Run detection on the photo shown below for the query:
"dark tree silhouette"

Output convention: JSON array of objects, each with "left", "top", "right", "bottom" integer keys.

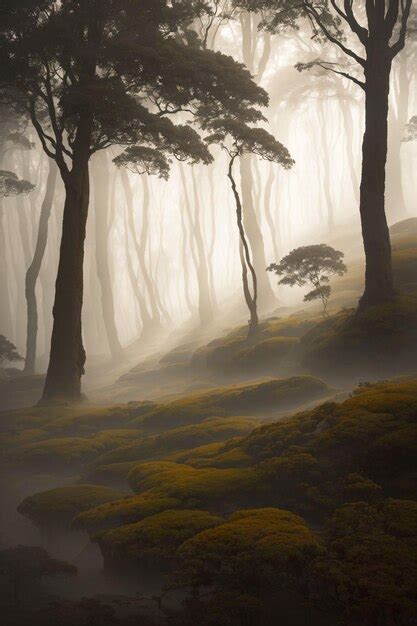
[
  {"left": 235, "top": 0, "right": 413, "bottom": 310},
  {"left": 0, "top": 0, "right": 269, "bottom": 401},
  {"left": 206, "top": 117, "right": 293, "bottom": 336},
  {"left": 268, "top": 244, "right": 347, "bottom": 315}
]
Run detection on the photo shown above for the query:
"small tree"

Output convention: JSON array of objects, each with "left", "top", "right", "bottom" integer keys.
[
  {"left": 206, "top": 117, "right": 293, "bottom": 337},
  {"left": 267, "top": 244, "right": 347, "bottom": 316},
  {"left": 0, "top": 334, "right": 23, "bottom": 367}
]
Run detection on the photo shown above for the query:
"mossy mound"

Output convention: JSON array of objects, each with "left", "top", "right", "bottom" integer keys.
[
  {"left": 191, "top": 315, "right": 317, "bottom": 375},
  {"left": 299, "top": 295, "right": 417, "bottom": 379},
  {"left": 11, "top": 437, "right": 110, "bottom": 471},
  {"left": 98, "top": 509, "right": 222, "bottom": 571},
  {"left": 177, "top": 507, "right": 322, "bottom": 590},
  {"left": 73, "top": 492, "right": 183, "bottom": 533},
  {"left": 313, "top": 499, "right": 417, "bottom": 624},
  {"left": 127, "top": 461, "right": 259, "bottom": 512},
  {"left": 89, "top": 417, "right": 259, "bottom": 468},
  {"left": 133, "top": 376, "right": 331, "bottom": 431},
  {"left": 17, "top": 484, "right": 124, "bottom": 528}
]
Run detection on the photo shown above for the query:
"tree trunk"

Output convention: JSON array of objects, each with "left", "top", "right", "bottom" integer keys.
[
  {"left": 340, "top": 98, "right": 360, "bottom": 204},
  {"left": 359, "top": 56, "right": 394, "bottom": 309},
  {"left": 240, "top": 155, "right": 276, "bottom": 309},
  {"left": 229, "top": 157, "right": 258, "bottom": 337},
  {"left": 92, "top": 151, "right": 124, "bottom": 362},
  {"left": 24, "top": 159, "right": 57, "bottom": 374},
  {"left": 264, "top": 163, "right": 279, "bottom": 261},
  {"left": 0, "top": 198, "right": 13, "bottom": 339},
  {"left": 41, "top": 121, "right": 92, "bottom": 402},
  {"left": 120, "top": 168, "right": 153, "bottom": 334}
]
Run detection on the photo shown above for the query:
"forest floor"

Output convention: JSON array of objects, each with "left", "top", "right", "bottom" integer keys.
[{"left": 1, "top": 218, "right": 417, "bottom": 625}]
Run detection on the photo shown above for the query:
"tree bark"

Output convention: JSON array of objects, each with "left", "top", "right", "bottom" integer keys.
[
  {"left": 41, "top": 117, "right": 92, "bottom": 402},
  {"left": 0, "top": 198, "right": 13, "bottom": 339},
  {"left": 92, "top": 151, "right": 124, "bottom": 361},
  {"left": 359, "top": 55, "right": 394, "bottom": 309},
  {"left": 24, "top": 159, "right": 57, "bottom": 374},
  {"left": 228, "top": 156, "right": 258, "bottom": 337}
]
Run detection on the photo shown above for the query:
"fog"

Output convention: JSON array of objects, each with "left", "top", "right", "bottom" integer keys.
[{"left": 1, "top": 2, "right": 417, "bottom": 625}]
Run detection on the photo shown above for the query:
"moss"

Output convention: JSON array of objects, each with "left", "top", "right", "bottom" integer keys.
[
  {"left": 98, "top": 509, "right": 222, "bottom": 568},
  {"left": 234, "top": 336, "right": 299, "bottom": 371},
  {"left": 313, "top": 499, "right": 417, "bottom": 624},
  {"left": 89, "top": 417, "right": 259, "bottom": 467},
  {"left": 11, "top": 437, "right": 110, "bottom": 470},
  {"left": 134, "top": 376, "right": 330, "bottom": 431},
  {"left": 300, "top": 295, "right": 417, "bottom": 378},
  {"left": 177, "top": 507, "right": 322, "bottom": 591},
  {"left": 73, "top": 493, "right": 183, "bottom": 533},
  {"left": 127, "top": 461, "right": 259, "bottom": 512},
  {"left": 18, "top": 484, "right": 124, "bottom": 528}
]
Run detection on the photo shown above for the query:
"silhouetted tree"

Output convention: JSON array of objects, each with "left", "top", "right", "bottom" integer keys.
[
  {"left": 206, "top": 117, "right": 293, "bottom": 336},
  {"left": 235, "top": 0, "right": 413, "bottom": 310},
  {"left": 268, "top": 244, "right": 347, "bottom": 315},
  {"left": 0, "top": 0, "right": 269, "bottom": 401}
]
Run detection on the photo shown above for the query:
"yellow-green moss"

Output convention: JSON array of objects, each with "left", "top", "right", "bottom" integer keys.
[
  {"left": 18, "top": 484, "right": 124, "bottom": 527},
  {"left": 98, "top": 509, "right": 223, "bottom": 565},
  {"left": 73, "top": 492, "right": 182, "bottom": 533}
]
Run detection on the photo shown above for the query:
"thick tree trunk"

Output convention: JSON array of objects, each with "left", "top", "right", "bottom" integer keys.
[
  {"left": 24, "top": 159, "right": 57, "bottom": 374},
  {"left": 92, "top": 152, "right": 124, "bottom": 361},
  {"left": 359, "top": 56, "right": 394, "bottom": 309},
  {"left": 42, "top": 124, "right": 91, "bottom": 401}
]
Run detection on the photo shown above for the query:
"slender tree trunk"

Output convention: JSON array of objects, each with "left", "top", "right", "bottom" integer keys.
[
  {"left": 179, "top": 188, "right": 194, "bottom": 315},
  {"left": 264, "top": 163, "right": 279, "bottom": 261},
  {"left": 240, "top": 155, "right": 275, "bottom": 308},
  {"left": 119, "top": 168, "right": 153, "bottom": 333},
  {"left": 24, "top": 159, "right": 57, "bottom": 374},
  {"left": 0, "top": 198, "right": 13, "bottom": 338},
  {"left": 359, "top": 54, "right": 394, "bottom": 309},
  {"left": 318, "top": 103, "right": 334, "bottom": 232},
  {"left": 42, "top": 117, "right": 92, "bottom": 402},
  {"left": 207, "top": 167, "right": 218, "bottom": 313},
  {"left": 92, "top": 151, "right": 123, "bottom": 361},
  {"left": 340, "top": 98, "right": 360, "bottom": 204},
  {"left": 228, "top": 156, "right": 258, "bottom": 337}
]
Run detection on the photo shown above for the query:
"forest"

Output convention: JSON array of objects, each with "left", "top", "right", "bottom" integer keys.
[{"left": 0, "top": 1, "right": 416, "bottom": 625}]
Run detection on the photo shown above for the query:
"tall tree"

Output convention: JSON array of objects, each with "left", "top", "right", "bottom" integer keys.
[
  {"left": 24, "top": 158, "right": 57, "bottom": 374},
  {"left": 1, "top": 0, "right": 269, "bottom": 401},
  {"left": 236, "top": 0, "right": 413, "bottom": 309},
  {"left": 206, "top": 118, "right": 293, "bottom": 336}
]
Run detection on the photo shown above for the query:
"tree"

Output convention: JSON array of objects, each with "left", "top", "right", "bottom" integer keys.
[
  {"left": 267, "top": 244, "right": 347, "bottom": 316},
  {"left": 206, "top": 117, "right": 293, "bottom": 336},
  {"left": 0, "top": 334, "right": 23, "bottom": 366},
  {"left": 234, "top": 0, "right": 413, "bottom": 310},
  {"left": 404, "top": 115, "right": 417, "bottom": 141},
  {"left": 24, "top": 159, "right": 58, "bottom": 375},
  {"left": 0, "top": 0, "right": 270, "bottom": 401}
]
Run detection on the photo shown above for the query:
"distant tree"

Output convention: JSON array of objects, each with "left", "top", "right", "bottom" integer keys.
[
  {"left": 404, "top": 115, "right": 417, "bottom": 141},
  {"left": 206, "top": 117, "right": 293, "bottom": 337},
  {"left": 0, "top": 545, "right": 76, "bottom": 606},
  {"left": 0, "top": 335, "right": 23, "bottom": 366},
  {"left": 267, "top": 244, "right": 347, "bottom": 316},
  {"left": 234, "top": 0, "right": 413, "bottom": 311},
  {"left": 0, "top": 0, "right": 270, "bottom": 402}
]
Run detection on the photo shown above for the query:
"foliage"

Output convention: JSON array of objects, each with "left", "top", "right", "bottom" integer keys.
[
  {"left": 404, "top": 115, "right": 417, "bottom": 141},
  {"left": 0, "top": 335, "right": 23, "bottom": 365},
  {"left": 18, "top": 485, "right": 124, "bottom": 528},
  {"left": 98, "top": 509, "right": 222, "bottom": 569},
  {"left": 268, "top": 244, "right": 347, "bottom": 315},
  {"left": 0, "top": 169, "right": 34, "bottom": 197}
]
